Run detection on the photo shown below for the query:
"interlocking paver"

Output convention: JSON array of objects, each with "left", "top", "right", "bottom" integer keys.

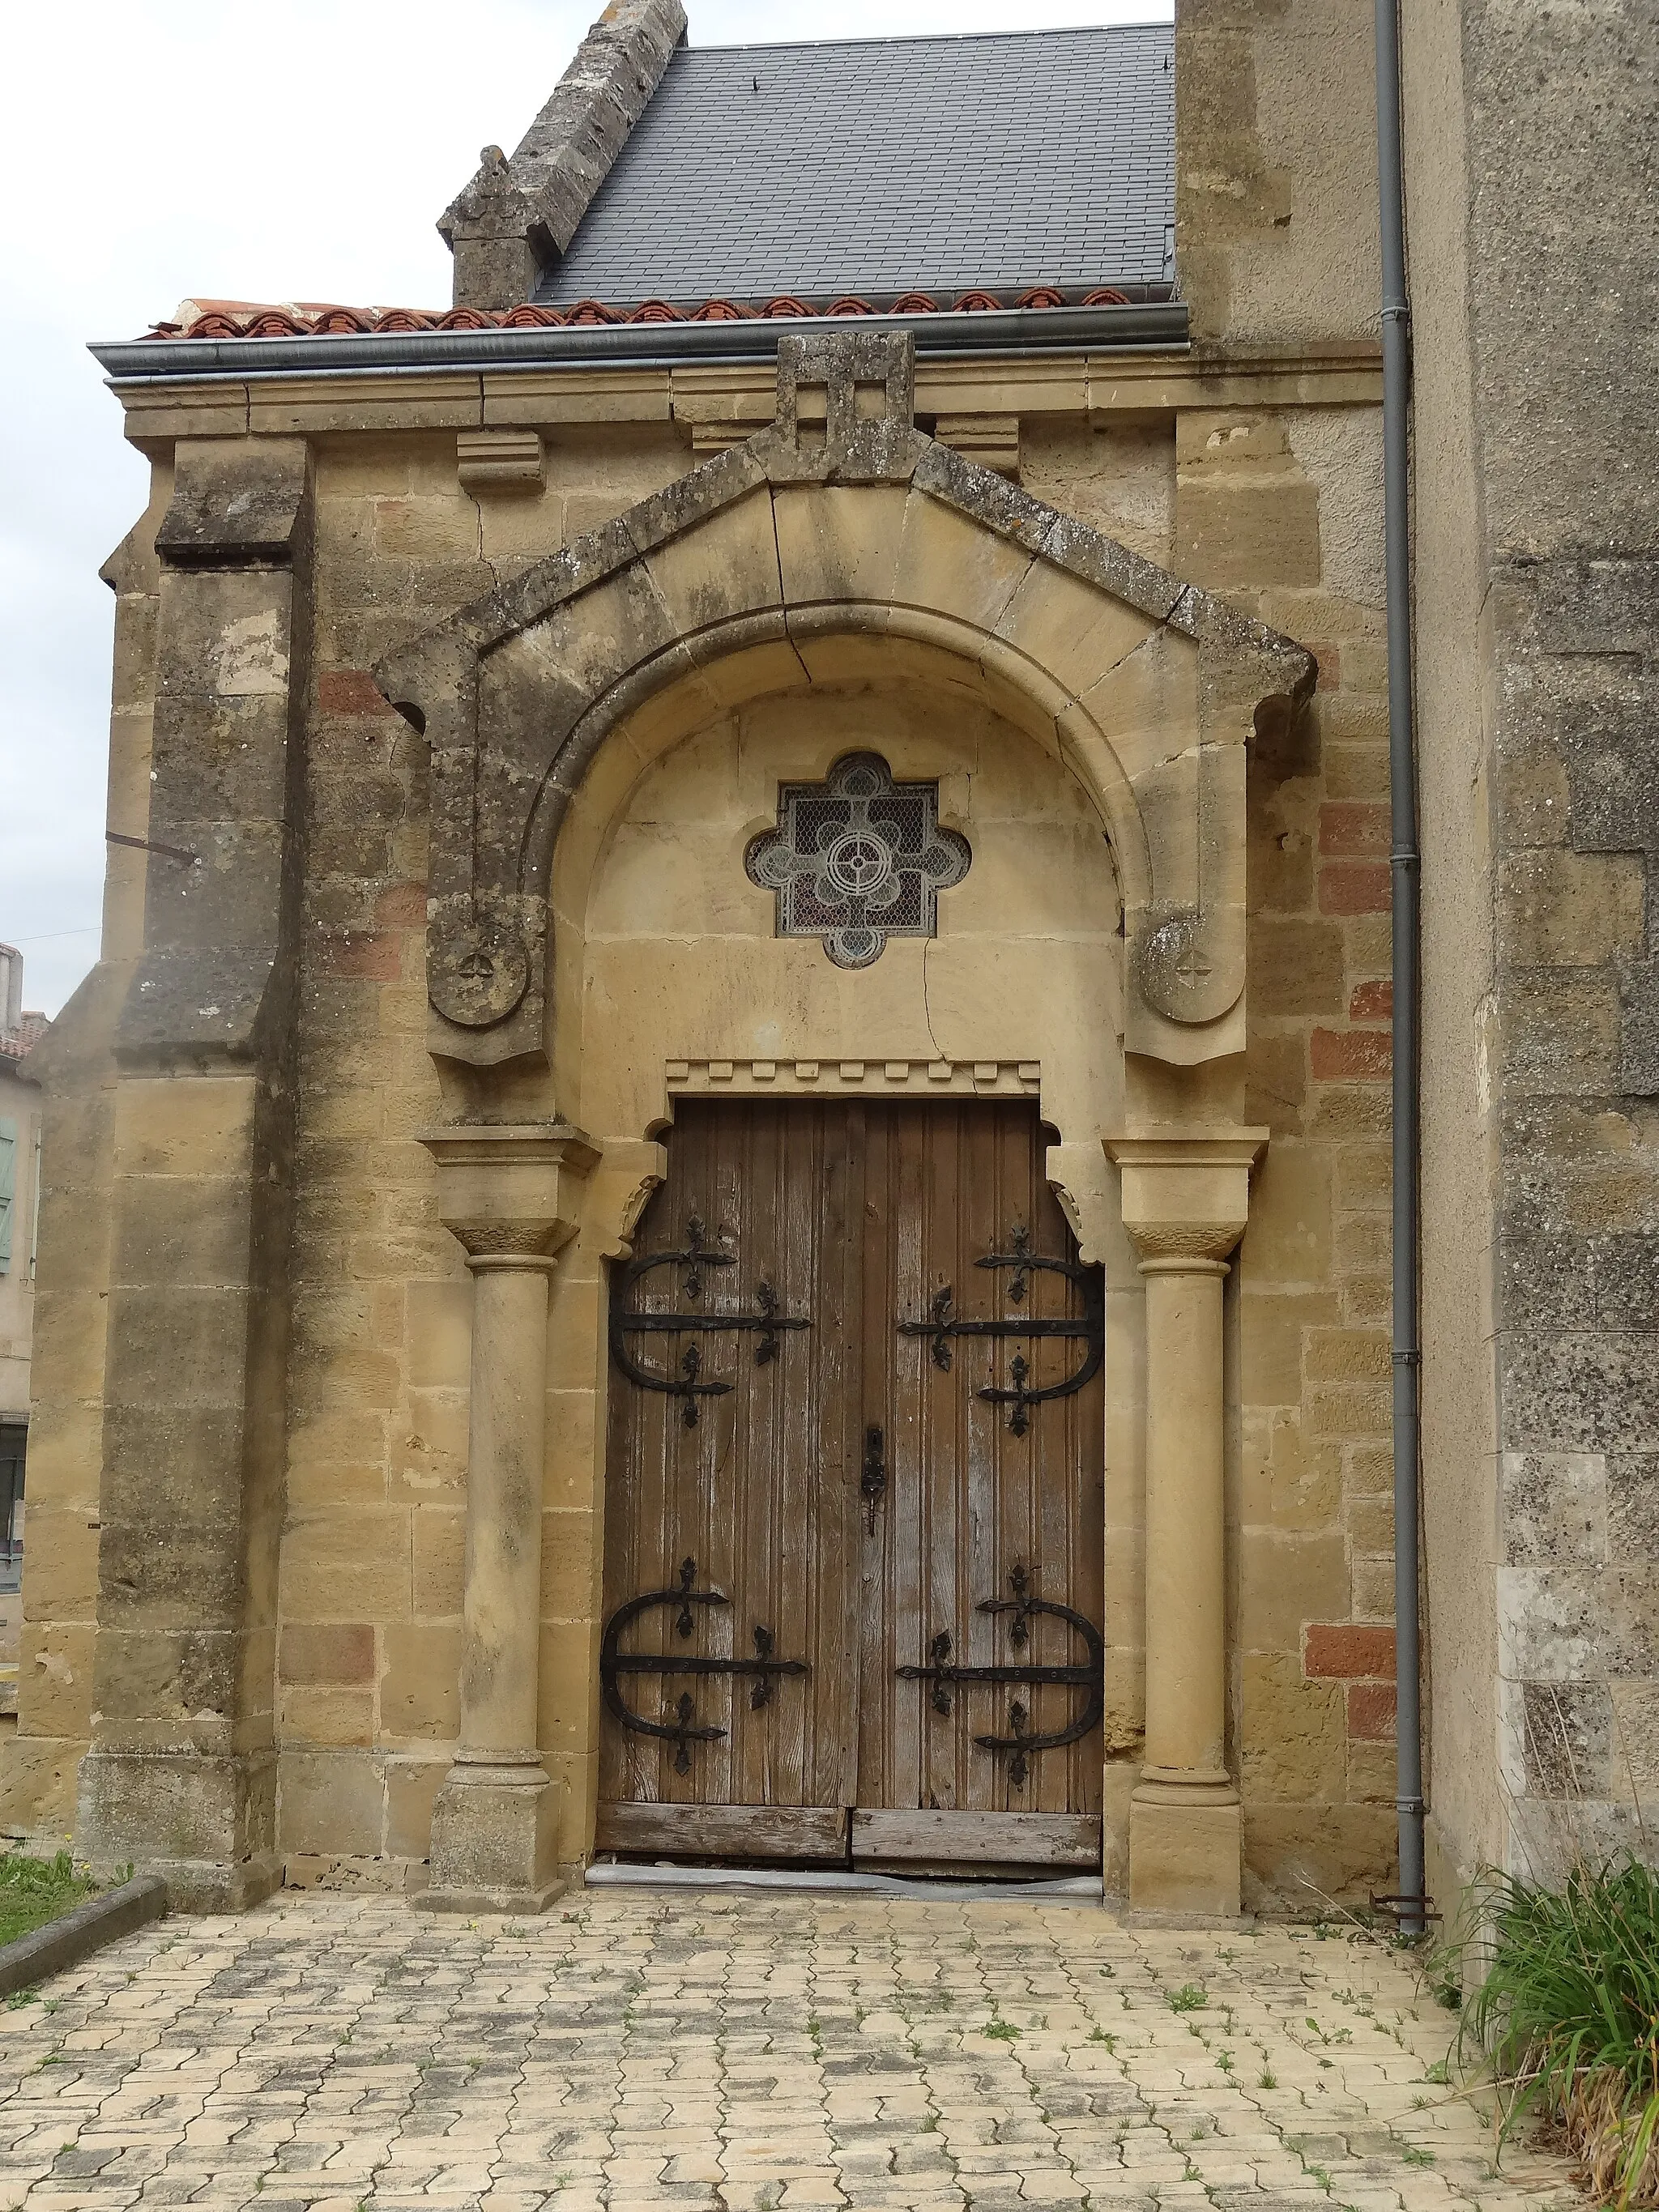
[{"left": 0, "top": 1890, "right": 1585, "bottom": 2211}]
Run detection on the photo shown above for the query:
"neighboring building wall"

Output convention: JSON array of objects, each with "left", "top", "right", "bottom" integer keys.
[
  {"left": 1405, "top": 2, "right": 1659, "bottom": 1892},
  {"left": 2, "top": 484, "right": 168, "bottom": 1839},
  {"left": 0, "top": 960, "right": 49, "bottom": 1709},
  {"left": 0, "top": 1056, "right": 43, "bottom": 1424},
  {"left": 1175, "top": 0, "right": 1380, "bottom": 353}
]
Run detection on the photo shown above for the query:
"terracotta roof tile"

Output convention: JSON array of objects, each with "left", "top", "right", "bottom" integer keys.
[
  {"left": 0, "top": 1012, "right": 49, "bottom": 1064},
  {"left": 138, "top": 283, "right": 1172, "bottom": 343}
]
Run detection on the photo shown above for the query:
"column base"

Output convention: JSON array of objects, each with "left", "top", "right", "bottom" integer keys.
[
  {"left": 1128, "top": 1784, "right": 1242, "bottom": 1918},
  {"left": 416, "top": 1758, "right": 565, "bottom": 1914}
]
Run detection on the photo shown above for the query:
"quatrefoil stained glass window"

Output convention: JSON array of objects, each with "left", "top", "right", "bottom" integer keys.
[{"left": 744, "top": 752, "right": 972, "bottom": 969}]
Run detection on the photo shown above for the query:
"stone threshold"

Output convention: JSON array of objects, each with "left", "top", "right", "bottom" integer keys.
[{"left": 585, "top": 1861, "right": 1105, "bottom": 1903}]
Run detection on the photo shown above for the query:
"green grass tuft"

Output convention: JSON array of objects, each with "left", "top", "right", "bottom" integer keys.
[
  {"left": 1167, "top": 1984, "right": 1209, "bottom": 2014},
  {"left": 1439, "top": 1855, "right": 1659, "bottom": 2209},
  {"left": 0, "top": 1853, "right": 97, "bottom": 1950}
]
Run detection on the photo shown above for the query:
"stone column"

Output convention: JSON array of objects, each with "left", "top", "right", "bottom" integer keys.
[
  {"left": 1106, "top": 1132, "right": 1266, "bottom": 1917},
  {"left": 416, "top": 1123, "right": 597, "bottom": 1912}
]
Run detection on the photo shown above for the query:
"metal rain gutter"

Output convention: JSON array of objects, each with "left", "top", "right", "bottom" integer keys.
[
  {"left": 88, "top": 301, "right": 1188, "bottom": 386},
  {"left": 1374, "top": 0, "right": 1428, "bottom": 1937}
]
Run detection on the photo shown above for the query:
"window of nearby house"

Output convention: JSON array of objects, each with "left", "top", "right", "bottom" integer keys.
[
  {"left": 0, "top": 1118, "right": 14, "bottom": 1272},
  {"left": 0, "top": 1424, "right": 22, "bottom": 1592}
]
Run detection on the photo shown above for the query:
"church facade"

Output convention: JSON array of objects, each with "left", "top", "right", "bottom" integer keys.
[{"left": 8, "top": 0, "right": 1648, "bottom": 1922}]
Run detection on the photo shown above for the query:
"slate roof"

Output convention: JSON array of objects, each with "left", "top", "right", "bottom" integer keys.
[{"left": 535, "top": 25, "right": 1176, "bottom": 311}]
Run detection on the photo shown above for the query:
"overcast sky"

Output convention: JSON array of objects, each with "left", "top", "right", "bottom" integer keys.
[{"left": 0, "top": 0, "right": 1169, "bottom": 1017}]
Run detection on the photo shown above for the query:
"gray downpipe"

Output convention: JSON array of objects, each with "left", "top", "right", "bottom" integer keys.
[{"left": 1374, "top": 0, "right": 1427, "bottom": 1933}]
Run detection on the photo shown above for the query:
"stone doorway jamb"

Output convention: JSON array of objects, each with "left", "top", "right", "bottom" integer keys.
[
  {"left": 415, "top": 1122, "right": 599, "bottom": 1913},
  {"left": 1106, "top": 1129, "right": 1267, "bottom": 1919}
]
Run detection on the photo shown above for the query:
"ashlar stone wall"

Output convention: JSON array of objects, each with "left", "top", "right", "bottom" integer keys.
[
  {"left": 5, "top": 349, "right": 1396, "bottom": 1908},
  {"left": 1403, "top": 0, "right": 1659, "bottom": 1892}
]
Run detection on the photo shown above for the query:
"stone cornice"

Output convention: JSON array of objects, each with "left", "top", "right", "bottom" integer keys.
[{"left": 97, "top": 342, "right": 1382, "bottom": 449}]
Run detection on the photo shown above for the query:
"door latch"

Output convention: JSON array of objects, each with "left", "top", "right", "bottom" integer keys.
[{"left": 860, "top": 1425, "right": 887, "bottom": 1534}]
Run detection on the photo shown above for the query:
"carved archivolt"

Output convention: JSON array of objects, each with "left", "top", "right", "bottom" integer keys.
[{"left": 374, "top": 331, "right": 1314, "bottom": 1071}]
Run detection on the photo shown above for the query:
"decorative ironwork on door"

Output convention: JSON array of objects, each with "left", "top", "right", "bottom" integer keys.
[
  {"left": 610, "top": 1215, "right": 810, "bottom": 1426},
  {"left": 898, "top": 1224, "right": 1104, "bottom": 1434},
  {"left": 600, "top": 1558, "right": 810, "bottom": 1774},
  {"left": 898, "top": 1565, "right": 1105, "bottom": 1788}
]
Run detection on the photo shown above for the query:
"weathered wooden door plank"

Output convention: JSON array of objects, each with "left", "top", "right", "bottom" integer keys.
[
  {"left": 851, "top": 1808, "right": 1102, "bottom": 1867},
  {"left": 599, "top": 1803, "right": 850, "bottom": 1860}
]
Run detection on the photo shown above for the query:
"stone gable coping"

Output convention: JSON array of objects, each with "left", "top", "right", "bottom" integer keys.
[
  {"left": 373, "top": 330, "right": 1315, "bottom": 1072},
  {"left": 440, "top": 0, "right": 688, "bottom": 313}
]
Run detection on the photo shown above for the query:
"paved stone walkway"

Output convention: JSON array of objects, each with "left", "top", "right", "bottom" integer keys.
[{"left": 0, "top": 1886, "right": 1579, "bottom": 2212}]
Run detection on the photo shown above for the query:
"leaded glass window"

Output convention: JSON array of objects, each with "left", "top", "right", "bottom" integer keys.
[{"left": 744, "top": 752, "right": 971, "bottom": 968}]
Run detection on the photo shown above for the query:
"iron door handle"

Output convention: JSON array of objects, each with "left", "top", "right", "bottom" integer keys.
[{"left": 860, "top": 1425, "right": 887, "bottom": 1533}]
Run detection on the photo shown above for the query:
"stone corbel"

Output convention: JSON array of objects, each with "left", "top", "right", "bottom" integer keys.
[{"left": 1122, "top": 604, "right": 1311, "bottom": 1064}]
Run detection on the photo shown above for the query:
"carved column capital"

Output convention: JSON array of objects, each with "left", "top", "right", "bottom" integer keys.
[
  {"left": 1104, "top": 1130, "right": 1268, "bottom": 1272},
  {"left": 418, "top": 1123, "right": 600, "bottom": 1267}
]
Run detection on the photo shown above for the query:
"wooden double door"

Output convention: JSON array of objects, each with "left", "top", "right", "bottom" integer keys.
[{"left": 596, "top": 1098, "right": 1106, "bottom": 1873}]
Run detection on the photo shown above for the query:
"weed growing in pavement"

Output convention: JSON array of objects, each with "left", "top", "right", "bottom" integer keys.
[
  {"left": 1168, "top": 1984, "right": 1209, "bottom": 2014},
  {"left": 1089, "top": 2028, "right": 1118, "bottom": 2050},
  {"left": 1437, "top": 1854, "right": 1659, "bottom": 2210},
  {"left": 983, "top": 2019, "right": 1021, "bottom": 2042},
  {"left": 1401, "top": 2144, "right": 1435, "bottom": 2167},
  {"left": 1259, "top": 2070, "right": 1278, "bottom": 2090},
  {"left": 1216, "top": 2050, "right": 1235, "bottom": 2073},
  {"left": 1422, "top": 2056, "right": 1450, "bottom": 2084}
]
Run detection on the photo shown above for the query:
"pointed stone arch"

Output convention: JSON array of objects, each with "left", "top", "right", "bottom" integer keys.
[{"left": 375, "top": 331, "right": 1313, "bottom": 1071}]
